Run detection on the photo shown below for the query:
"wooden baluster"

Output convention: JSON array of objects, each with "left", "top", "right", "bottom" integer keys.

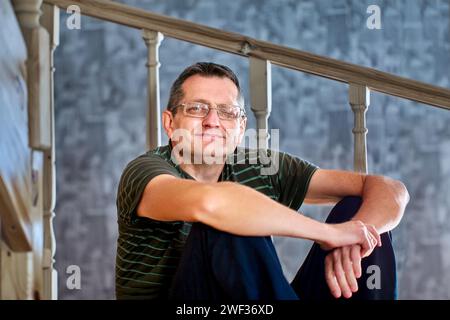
[
  {"left": 249, "top": 57, "right": 272, "bottom": 150},
  {"left": 349, "top": 83, "right": 370, "bottom": 173},
  {"left": 40, "top": 3, "right": 59, "bottom": 300},
  {"left": 142, "top": 30, "right": 164, "bottom": 150}
]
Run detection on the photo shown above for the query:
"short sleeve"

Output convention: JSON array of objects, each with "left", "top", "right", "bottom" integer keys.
[
  {"left": 273, "top": 152, "right": 319, "bottom": 211},
  {"left": 116, "top": 153, "right": 181, "bottom": 226}
]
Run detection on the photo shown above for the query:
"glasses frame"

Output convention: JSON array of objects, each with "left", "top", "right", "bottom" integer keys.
[{"left": 172, "top": 101, "right": 247, "bottom": 121}]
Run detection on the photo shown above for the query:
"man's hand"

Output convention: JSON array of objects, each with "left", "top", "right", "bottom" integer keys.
[
  {"left": 318, "top": 220, "right": 381, "bottom": 257},
  {"left": 325, "top": 245, "right": 361, "bottom": 299},
  {"left": 324, "top": 241, "right": 382, "bottom": 299},
  {"left": 317, "top": 221, "right": 382, "bottom": 299}
]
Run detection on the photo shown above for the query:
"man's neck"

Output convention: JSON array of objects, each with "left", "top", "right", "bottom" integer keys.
[
  {"left": 168, "top": 140, "right": 227, "bottom": 183},
  {"left": 179, "top": 162, "right": 224, "bottom": 183}
]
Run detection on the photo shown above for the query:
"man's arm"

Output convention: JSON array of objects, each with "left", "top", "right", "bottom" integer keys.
[
  {"left": 304, "top": 169, "right": 410, "bottom": 299},
  {"left": 137, "top": 174, "right": 379, "bottom": 252},
  {"left": 304, "top": 169, "right": 410, "bottom": 234}
]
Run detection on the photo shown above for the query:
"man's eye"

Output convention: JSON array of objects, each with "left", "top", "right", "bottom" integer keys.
[
  {"left": 187, "top": 105, "right": 203, "bottom": 112},
  {"left": 219, "top": 106, "right": 238, "bottom": 116},
  {"left": 222, "top": 111, "right": 234, "bottom": 117}
]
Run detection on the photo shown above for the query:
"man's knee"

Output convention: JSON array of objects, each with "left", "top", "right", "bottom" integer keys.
[
  {"left": 188, "top": 222, "right": 273, "bottom": 254},
  {"left": 325, "top": 196, "right": 362, "bottom": 224}
]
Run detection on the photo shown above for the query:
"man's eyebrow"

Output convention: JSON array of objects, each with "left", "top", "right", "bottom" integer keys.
[
  {"left": 192, "top": 99, "right": 239, "bottom": 106},
  {"left": 192, "top": 99, "right": 211, "bottom": 104}
]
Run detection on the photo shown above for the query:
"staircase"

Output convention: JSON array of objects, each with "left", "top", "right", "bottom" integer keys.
[{"left": 1, "top": 0, "right": 449, "bottom": 299}]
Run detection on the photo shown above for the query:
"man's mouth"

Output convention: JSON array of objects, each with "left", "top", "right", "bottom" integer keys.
[{"left": 195, "top": 133, "right": 225, "bottom": 139}]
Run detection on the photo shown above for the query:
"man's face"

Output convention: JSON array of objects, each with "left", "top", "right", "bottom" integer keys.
[{"left": 164, "top": 75, "right": 246, "bottom": 164}]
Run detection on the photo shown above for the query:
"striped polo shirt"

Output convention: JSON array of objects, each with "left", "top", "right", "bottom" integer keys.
[{"left": 115, "top": 142, "right": 318, "bottom": 299}]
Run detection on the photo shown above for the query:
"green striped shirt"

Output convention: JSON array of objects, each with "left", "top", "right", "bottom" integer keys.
[{"left": 115, "top": 143, "right": 318, "bottom": 299}]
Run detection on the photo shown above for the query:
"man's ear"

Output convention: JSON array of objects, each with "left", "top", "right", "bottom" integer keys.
[{"left": 162, "top": 110, "right": 175, "bottom": 139}]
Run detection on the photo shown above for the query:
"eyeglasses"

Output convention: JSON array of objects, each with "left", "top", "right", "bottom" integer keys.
[{"left": 172, "top": 102, "right": 246, "bottom": 121}]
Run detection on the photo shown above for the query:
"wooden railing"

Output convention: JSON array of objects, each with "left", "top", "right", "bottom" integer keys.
[
  {"left": 42, "top": 0, "right": 450, "bottom": 173},
  {"left": 43, "top": 0, "right": 450, "bottom": 110},
  {"left": 6, "top": 0, "right": 450, "bottom": 299}
]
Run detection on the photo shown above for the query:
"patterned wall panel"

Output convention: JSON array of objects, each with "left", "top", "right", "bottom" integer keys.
[{"left": 54, "top": 0, "right": 450, "bottom": 299}]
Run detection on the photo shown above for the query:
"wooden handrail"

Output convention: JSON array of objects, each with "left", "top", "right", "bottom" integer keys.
[{"left": 44, "top": 0, "right": 450, "bottom": 110}]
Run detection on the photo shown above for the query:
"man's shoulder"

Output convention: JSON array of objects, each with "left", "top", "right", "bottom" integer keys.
[
  {"left": 145, "top": 144, "right": 172, "bottom": 159},
  {"left": 126, "top": 145, "right": 173, "bottom": 164},
  {"left": 121, "top": 144, "right": 178, "bottom": 176}
]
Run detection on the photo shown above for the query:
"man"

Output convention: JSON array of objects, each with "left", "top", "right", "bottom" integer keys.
[{"left": 115, "top": 62, "right": 409, "bottom": 300}]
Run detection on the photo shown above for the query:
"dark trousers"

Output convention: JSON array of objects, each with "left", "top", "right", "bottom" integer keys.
[{"left": 169, "top": 196, "right": 397, "bottom": 300}]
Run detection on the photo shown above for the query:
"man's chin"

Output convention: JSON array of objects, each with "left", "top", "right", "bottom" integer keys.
[
  {"left": 190, "top": 152, "right": 225, "bottom": 165},
  {"left": 188, "top": 139, "right": 237, "bottom": 164}
]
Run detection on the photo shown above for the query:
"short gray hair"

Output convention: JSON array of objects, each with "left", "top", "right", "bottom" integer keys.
[{"left": 166, "top": 62, "right": 244, "bottom": 114}]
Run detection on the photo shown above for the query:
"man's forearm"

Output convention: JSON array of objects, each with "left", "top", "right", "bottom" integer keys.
[
  {"left": 352, "top": 175, "right": 409, "bottom": 234},
  {"left": 196, "top": 181, "right": 331, "bottom": 242}
]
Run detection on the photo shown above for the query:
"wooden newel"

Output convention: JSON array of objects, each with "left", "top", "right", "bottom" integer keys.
[
  {"left": 13, "top": 0, "right": 51, "bottom": 151},
  {"left": 142, "top": 30, "right": 164, "bottom": 150},
  {"left": 349, "top": 83, "right": 370, "bottom": 174}
]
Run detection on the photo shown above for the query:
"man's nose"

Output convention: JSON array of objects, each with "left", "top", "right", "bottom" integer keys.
[{"left": 202, "top": 108, "right": 221, "bottom": 127}]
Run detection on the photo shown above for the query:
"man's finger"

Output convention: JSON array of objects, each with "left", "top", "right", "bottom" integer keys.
[
  {"left": 350, "top": 245, "right": 362, "bottom": 278},
  {"left": 342, "top": 246, "right": 358, "bottom": 293},
  {"left": 367, "top": 224, "right": 382, "bottom": 247},
  {"left": 360, "top": 228, "right": 372, "bottom": 258},
  {"left": 332, "top": 250, "right": 352, "bottom": 298},
  {"left": 368, "top": 232, "right": 377, "bottom": 250},
  {"left": 325, "top": 254, "right": 341, "bottom": 298}
]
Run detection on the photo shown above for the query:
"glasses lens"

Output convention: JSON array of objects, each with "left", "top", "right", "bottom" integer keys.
[
  {"left": 217, "top": 105, "right": 241, "bottom": 120},
  {"left": 184, "top": 103, "right": 208, "bottom": 117}
]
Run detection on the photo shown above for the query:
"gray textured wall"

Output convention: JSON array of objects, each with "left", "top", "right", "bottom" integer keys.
[{"left": 53, "top": 0, "right": 450, "bottom": 299}]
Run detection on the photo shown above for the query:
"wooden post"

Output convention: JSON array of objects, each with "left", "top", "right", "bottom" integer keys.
[
  {"left": 40, "top": 2, "right": 59, "bottom": 300},
  {"left": 12, "top": 0, "right": 51, "bottom": 151},
  {"left": 142, "top": 30, "right": 163, "bottom": 150},
  {"left": 349, "top": 83, "right": 370, "bottom": 173},
  {"left": 249, "top": 57, "right": 272, "bottom": 150}
]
